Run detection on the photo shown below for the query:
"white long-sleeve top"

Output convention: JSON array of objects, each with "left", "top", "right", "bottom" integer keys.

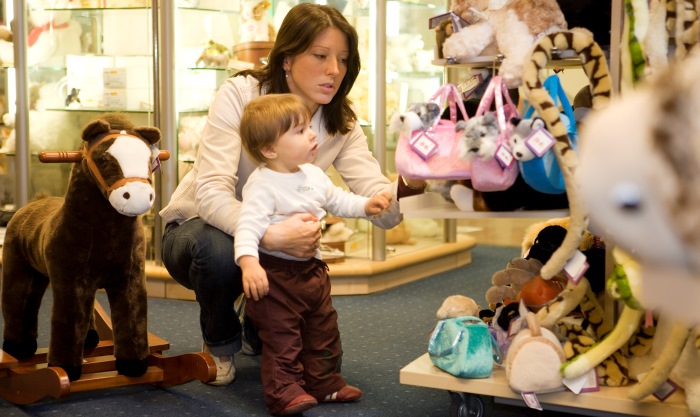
[
  {"left": 160, "top": 75, "right": 402, "bottom": 236},
  {"left": 235, "top": 164, "right": 369, "bottom": 262}
]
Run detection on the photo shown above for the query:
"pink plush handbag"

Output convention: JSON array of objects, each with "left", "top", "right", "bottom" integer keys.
[
  {"left": 469, "top": 76, "right": 520, "bottom": 192},
  {"left": 394, "top": 84, "right": 471, "bottom": 180}
]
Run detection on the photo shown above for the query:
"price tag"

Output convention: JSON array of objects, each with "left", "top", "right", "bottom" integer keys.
[
  {"left": 564, "top": 250, "right": 589, "bottom": 285},
  {"left": 495, "top": 144, "right": 515, "bottom": 169},
  {"left": 459, "top": 73, "right": 484, "bottom": 100},
  {"left": 150, "top": 145, "right": 161, "bottom": 173},
  {"left": 525, "top": 128, "right": 556, "bottom": 157},
  {"left": 653, "top": 379, "right": 679, "bottom": 401},
  {"left": 409, "top": 131, "right": 439, "bottom": 160},
  {"left": 521, "top": 392, "right": 542, "bottom": 410}
]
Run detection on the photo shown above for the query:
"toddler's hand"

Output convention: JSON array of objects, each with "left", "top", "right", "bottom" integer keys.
[
  {"left": 365, "top": 191, "right": 392, "bottom": 216},
  {"left": 240, "top": 256, "right": 270, "bottom": 301}
]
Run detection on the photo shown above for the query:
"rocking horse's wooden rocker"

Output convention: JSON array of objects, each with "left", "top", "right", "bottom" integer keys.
[{"left": 0, "top": 113, "right": 215, "bottom": 404}]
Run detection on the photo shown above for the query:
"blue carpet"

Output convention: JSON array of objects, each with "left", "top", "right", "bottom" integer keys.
[{"left": 0, "top": 245, "right": 576, "bottom": 416}]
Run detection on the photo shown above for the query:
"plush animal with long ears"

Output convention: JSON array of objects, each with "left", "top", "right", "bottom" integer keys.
[{"left": 1, "top": 113, "right": 165, "bottom": 381}]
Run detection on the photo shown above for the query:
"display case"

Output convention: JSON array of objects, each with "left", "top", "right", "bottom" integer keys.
[
  {"left": 6, "top": 0, "right": 456, "bottom": 264},
  {"left": 8, "top": 1, "right": 156, "bottom": 202}
]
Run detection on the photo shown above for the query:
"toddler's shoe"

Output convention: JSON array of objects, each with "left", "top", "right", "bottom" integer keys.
[
  {"left": 277, "top": 393, "right": 318, "bottom": 416},
  {"left": 319, "top": 385, "right": 363, "bottom": 403},
  {"left": 202, "top": 342, "right": 235, "bottom": 386}
]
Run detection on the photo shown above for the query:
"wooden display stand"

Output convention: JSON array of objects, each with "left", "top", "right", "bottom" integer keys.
[
  {"left": 401, "top": 354, "right": 690, "bottom": 417},
  {"left": 0, "top": 302, "right": 216, "bottom": 405}
]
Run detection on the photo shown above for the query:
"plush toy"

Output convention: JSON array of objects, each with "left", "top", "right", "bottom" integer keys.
[
  {"left": 386, "top": 34, "right": 433, "bottom": 73},
  {"left": 0, "top": 0, "right": 82, "bottom": 67},
  {"left": 508, "top": 116, "right": 546, "bottom": 161},
  {"left": 455, "top": 112, "right": 500, "bottom": 161},
  {"left": 321, "top": 220, "right": 355, "bottom": 243},
  {"left": 442, "top": 0, "right": 567, "bottom": 87},
  {"left": 195, "top": 39, "right": 231, "bottom": 68},
  {"left": 486, "top": 257, "right": 542, "bottom": 310},
  {"left": 436, "top": 295, "right": 481, "bottom": 319},
  {"left": 239, "top": 0, "right": 276, "bottom": 43},
  {"left": 520, "top": 29, "right": 612, "bottom": 280},
  {"left": 576, "top": 46, "right": 700, "bottom": 324},
  {"left": 389, "top": 102, "right": 441, "bottom": 137},
  {"left": 505, "top": 311, "right": 566, "bottom": 394},
  {"left": 386, "top": 221, "right": 417, "bottom": 245},
  {"left": 1, "top": 113, "right": 162, "bottom": 381}
]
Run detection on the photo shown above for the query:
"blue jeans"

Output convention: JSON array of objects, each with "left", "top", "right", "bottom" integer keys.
[{"left": 162, "top": 218, "right": 242, "bottom": 356}]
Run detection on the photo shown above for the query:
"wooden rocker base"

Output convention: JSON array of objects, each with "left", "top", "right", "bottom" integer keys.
[{"left": 0, "top": 302, "right": 216, "bottom": 405}]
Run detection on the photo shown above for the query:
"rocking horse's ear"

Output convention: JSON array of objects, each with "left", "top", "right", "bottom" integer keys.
[
  {"left": 81, "top": 119, "right": 111, "bottom": 142},
  {"left": 134, "top": 126, "right": 161, "bottom": 145}
]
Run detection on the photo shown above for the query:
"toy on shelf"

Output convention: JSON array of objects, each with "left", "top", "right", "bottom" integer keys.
[
  {"left": 195, "top": 39, "right": 231, "bottom": 68},
  {"left": 239, "top": 0, "right": 276, "bottom": 43},
  {"left": 0, "top": 113, "right": 214, "bottom": 404},
  {"left": 0, "top": 0, "right": 82, "bottom": 67},
  {"left": 442, "top": 0, "right": 567, "bottom": 87}
]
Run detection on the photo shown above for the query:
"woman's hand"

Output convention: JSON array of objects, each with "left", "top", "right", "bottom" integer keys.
[{"left": 260, "top": 212, "right": 322, "bottom": 258}]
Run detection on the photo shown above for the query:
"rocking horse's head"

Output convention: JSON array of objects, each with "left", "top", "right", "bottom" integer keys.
[{"left": 80, "top": 113, "right": 162, "bottom": 217}]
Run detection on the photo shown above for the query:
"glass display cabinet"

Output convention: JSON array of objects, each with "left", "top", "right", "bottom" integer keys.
[{"left": 8, "top": 0, "right": 454, "bottom": 266}]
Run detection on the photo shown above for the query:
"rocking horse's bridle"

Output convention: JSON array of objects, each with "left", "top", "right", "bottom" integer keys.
[{"left": 83, "top": 132, "right": 152, "bottom": 196}]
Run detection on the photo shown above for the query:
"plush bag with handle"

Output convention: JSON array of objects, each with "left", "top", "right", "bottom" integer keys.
[
  {"left": 466, "top": 75, "right": 520, "bottom": 192},
  {"left": 428, "top": 315, "right": 502, "bottom": 378},
  {"left": 519, "top": 74, "right": 578, "bottom": 194},
  {"left": 394, "top": 83, "right": 471, "bottom": 180}
]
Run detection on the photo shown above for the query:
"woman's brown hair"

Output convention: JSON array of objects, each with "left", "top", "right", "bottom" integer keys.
[{"left": 237, "top": 3, "right": 360, "bottom": 136}]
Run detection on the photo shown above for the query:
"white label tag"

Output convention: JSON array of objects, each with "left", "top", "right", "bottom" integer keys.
[
  {"left": 521, "top": 392, "right": 542, "bottom": 410},
  {"left": 410, "top": 132, "right": 439, "bottom": 160},
  {"left": 525, "top": 128, "right": 555, "bottom": 157},
  {"left": 563, "top": 368, "right": 599, "bottom": 394},
  {"left": 495, "top": 144, "right": 515, "bottom": 169},
  {"left": 459, "top": 74, "right": 484, "bottom": 100},
  {"left": 564, "top": 250, "right": 589, "bottom": 285}
]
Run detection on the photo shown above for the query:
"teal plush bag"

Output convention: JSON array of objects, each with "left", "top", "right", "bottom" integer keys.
[
  {"left": 520, "top": 75, "right": 578, "bottom": 194},
  {"left": 428, "top": 316, "right": 502, "bottom": 378}
]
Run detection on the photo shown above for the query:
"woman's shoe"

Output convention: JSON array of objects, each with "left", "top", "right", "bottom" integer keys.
[{"left": 202, "top": 342, "right": 235, "bottom": 386}]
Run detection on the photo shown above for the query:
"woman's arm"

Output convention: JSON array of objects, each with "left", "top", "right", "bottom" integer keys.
[
  {"left": 330, "top": 123, "right": 424, "bottom": 229},
  {"left": 260, "top": 213, "right": 322, "bottom": 259},
  {"left": 191, "top": 79, "right": 251, "bottom": 236}
]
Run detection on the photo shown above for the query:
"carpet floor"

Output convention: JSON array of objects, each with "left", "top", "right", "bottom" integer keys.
[{"left": 0, "top": 245, "right": 580, "bottom": 416}]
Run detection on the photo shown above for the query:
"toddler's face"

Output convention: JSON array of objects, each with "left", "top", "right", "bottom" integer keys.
[{"left": 274, "top": 119, "right": 318, "bottom": 171}]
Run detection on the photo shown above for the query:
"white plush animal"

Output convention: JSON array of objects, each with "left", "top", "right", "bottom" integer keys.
[
  {"left": 0, "top": 0, "right": 82, "bottom": 67},
  {"left": 239, "top": 0, "right": 276, "bottom": 43},
  {"left": 576, "top": 47, "right": 700, "bottom": 324},
  {"left": 442, "top": 0, "right": 567, "bottom": 87}
]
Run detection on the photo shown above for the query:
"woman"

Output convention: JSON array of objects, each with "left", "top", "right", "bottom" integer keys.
[{"left": 159, "top": 2, "right": 426, "bottom": 387}]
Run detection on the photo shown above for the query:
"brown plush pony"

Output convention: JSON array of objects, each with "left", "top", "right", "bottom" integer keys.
[{"left": 1, "top": 113, "right": 161, "bottom": 381}]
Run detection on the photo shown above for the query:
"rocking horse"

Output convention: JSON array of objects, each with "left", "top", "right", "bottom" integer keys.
[{"left": 0, "top": 113, "right": 215, "bottom": 404}]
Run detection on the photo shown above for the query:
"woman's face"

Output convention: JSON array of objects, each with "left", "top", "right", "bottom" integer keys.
[{"left": 284, "top": 28, "right": 349, "bottom": 115}]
